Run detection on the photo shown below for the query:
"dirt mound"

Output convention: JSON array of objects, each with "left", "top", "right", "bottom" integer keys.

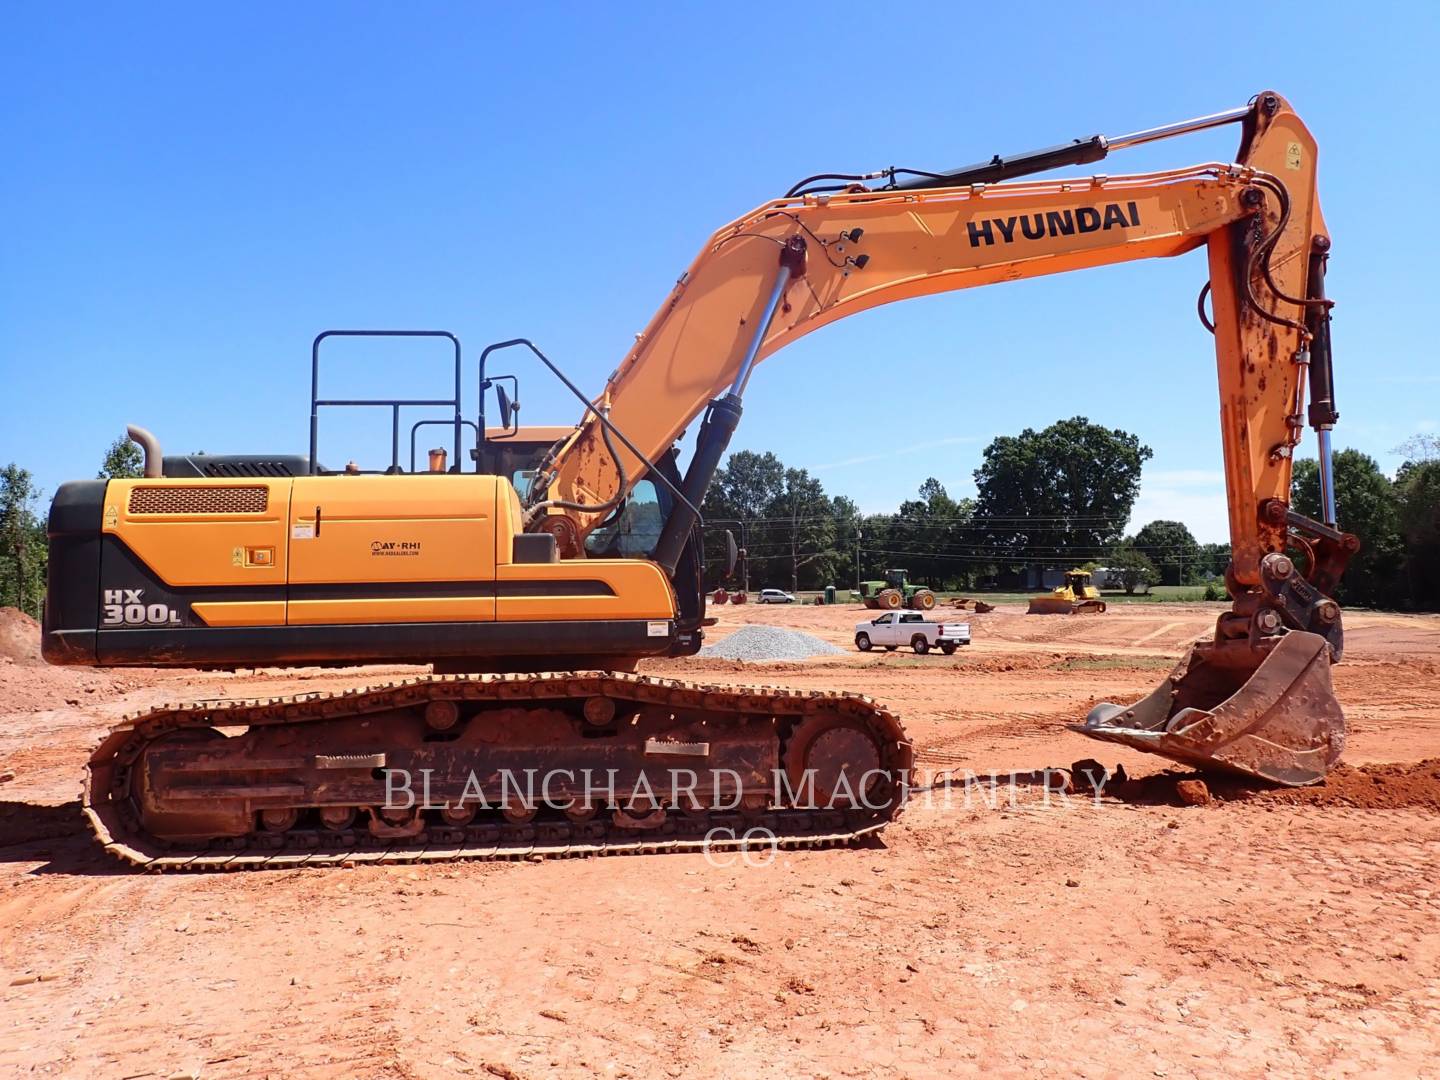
[
  {"left": 1108, "top": 760, "right": 1440, "bottom": 811},
  {"left": 1263, "top": 759, "right": 1440, "bottom": 811},
  {"left": 0, "top": 800, "right": 86, "bottom": 849},
  {"left": 640, "top": 657, "right": 814, "bottom": 677},
  {"left": 0, "top": 607, "right": 42, "bottom": 665},
  {"left": 965, "top": 652, "right": 1071, "bottom": 674},
  {"left": 0, "top": 661, "right": 156, "bottom": 715}
]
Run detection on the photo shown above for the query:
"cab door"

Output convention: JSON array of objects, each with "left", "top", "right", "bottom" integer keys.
[
  {"left": 286, "top": 475, "right": 498, "bottom": 625},
  {"left": 872, "top": 613, "right": 897, "bottom": 646}
]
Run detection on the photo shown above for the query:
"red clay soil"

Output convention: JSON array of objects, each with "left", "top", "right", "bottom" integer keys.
[
  {"left": 1109, "top": 760, "right": 1440, "bottom": 811},
  {"left": 2, "top": 600, "right": 1439, "bottom": 1077},
  {"left": 0, "top": 607, "right": 42, "bottom": 664},
  {"left": 1263, "top": 759, "right": 1440, "bottom": 810}
]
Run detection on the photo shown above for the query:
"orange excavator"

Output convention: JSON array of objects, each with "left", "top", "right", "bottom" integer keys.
[{"left": 44, "top": 90, "right": 1355, "bottom": 868}]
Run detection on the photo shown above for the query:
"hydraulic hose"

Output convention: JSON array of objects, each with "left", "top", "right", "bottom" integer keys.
[{"left": 523, "top": 414, "right": 628, "bottom": 525}]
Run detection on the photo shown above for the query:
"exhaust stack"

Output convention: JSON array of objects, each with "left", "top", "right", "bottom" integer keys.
[{"left": 126, "top": 425, "right": 162, "bottom": 478}]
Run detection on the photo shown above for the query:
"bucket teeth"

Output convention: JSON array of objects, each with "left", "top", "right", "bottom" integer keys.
[{"left": 1071, "top": 630, "right": 1345, "bottom": 787}]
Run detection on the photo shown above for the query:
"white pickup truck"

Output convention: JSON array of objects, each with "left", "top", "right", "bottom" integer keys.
[{"left": 855, "top": 611, "right": 971, "bottom": 655}]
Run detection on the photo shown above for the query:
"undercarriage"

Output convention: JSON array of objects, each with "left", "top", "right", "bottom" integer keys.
[{"left": 84, "top": 671, "right": 913, "bottom": 870}]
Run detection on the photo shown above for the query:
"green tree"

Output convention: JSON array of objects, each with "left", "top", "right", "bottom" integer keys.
[
  {"left": 829, "top": 494, "right": 861, "bottom": 590},
  {"left": 766, "top": 467, "right": 838, "bottom": 592},
  {"left": 703, "top": 450, "right": 787, "bottom": 587},
  {"left": 1199, "top": 541, "right": 1231, "bottom": 578},
  {"left": 1393, "top": 433, "right": 1440, "bottom": 464},
  {"left": 1395, "top": 459, "right": 1440, "bottom": 611},
  {"left": 1133, "top": 519, "right": 1203, "bottom": 585},
  {"left": 1293, "top": 450, "right": 1404, "bottom": 608},
  {"left": 0, "top": 464, "right": 46, "bottom": 616},
  {"left": 889, "top": 478, "right": 974, "bottom": 589},
  {"left": 856, "top": 511, "right": 896, "bottom": 589},
  {"left": 1107, "top": 540, "right": 1157, "bottom": 595},
  {"left": 704, "top": 450, "right": 785, "bottom": 523},
  {"left": 973, "top": 417, "right": 1151, "bottom": 571},
  {"left": 98, "top": 435, "right": 144, "bottom": 479},
  {"left": 702, "top": 452, "right": 847, "bottom": 591}
]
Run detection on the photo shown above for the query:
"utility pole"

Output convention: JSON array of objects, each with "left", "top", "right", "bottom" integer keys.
[
  {"left": 741, "top": 517, "right": 750, "bottom": 594},
  {"left": 855, "top": 530, "right": 862, "bottom": 590},
  {"left": 707, "top": 518, "right": 750, "bottom": 594}
]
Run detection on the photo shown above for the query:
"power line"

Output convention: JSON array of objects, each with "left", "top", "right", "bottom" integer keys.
[
  {"left": 725, "top": 513, "right": 1141, "bottom": 525},
  {"left": 714, "top": 543, "right": 1217, "bottom": 563},
  {"left": 734, "top": 544, "right": 1210, "bottom": 560}
]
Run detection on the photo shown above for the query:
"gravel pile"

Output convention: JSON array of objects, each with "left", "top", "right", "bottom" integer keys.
[{"left": 700, "top": 625, "right": 846, "bottom": 661}]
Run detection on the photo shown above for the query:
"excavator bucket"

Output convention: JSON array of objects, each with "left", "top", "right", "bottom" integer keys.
[{"left": 1072, "top": 630, "right": 1345, "bottom": 786}]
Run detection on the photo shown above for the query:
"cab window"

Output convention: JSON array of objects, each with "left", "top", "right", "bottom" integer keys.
[
  {"left": 584, "top": 480, "right": 664, "bottom": 558},
  {"left": 873, "top": 614, "right": 894, "bottom": 625},
  {"left": 511, "top": 469, "right": 535, "bottom": 501},
  {"left": 900, "top": 613, "right": 922, "bottom": 623}
]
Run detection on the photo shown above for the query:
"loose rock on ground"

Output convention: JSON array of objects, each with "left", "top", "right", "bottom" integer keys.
[{"left": 697, "top": 624, "right": 845, "bottom": 661}]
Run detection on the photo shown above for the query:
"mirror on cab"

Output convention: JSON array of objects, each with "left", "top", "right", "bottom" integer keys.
[{"left": 495, "top": 382, "right": 519, "bottom": 434}]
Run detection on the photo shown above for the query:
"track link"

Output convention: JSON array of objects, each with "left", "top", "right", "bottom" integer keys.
[{"left": 83, "top": 671, "right": 913, "bottom": 871}]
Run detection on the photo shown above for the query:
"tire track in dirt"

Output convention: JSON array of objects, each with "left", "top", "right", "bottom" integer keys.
[
  {"left": 0, "top": 869, "right": 410, "bottom": 1078},
  {"left": 2, "top": 603, "right": 1439, "bottom": 1077}
]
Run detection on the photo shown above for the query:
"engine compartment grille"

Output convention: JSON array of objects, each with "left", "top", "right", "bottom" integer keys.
[{"left": 128, "top": 486, "right": 269, "bottom": 515}]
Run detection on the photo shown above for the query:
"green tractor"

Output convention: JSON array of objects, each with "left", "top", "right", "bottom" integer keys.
[{"left": 852, "top": 568, "right": 937, "bottom": 611}]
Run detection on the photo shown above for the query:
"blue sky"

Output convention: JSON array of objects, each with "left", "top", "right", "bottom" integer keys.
[{"left": 3, "top": 2, "right": 1435, "bottom": 543}]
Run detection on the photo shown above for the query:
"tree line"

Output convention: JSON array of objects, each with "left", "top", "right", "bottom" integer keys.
[
  {"left": 1, "top": 424, "right": 1436, "bottom": 615},
  {"left": 1, "top": 438, "right": 141, "bottom": 617},
  {"left": 703, "top": 417, "right": 1216, "bottom": 595},
  {"left": 701, "top": 418, "right": 1440, "bottom": 611},
  {"left": 1292, "top": 436, "right": 1440, "bottom": 610}
]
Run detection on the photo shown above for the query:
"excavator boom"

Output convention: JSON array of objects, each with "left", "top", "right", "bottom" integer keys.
[{"left": 532, "top": 89, "right": 1351, "bottom": 784}]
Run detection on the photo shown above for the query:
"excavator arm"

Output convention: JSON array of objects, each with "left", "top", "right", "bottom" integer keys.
[{"left": 531, "top": 90, "right": 1354, "bottom": 784}]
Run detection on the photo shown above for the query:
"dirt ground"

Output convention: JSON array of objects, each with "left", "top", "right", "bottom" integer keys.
[{"left": 2, "top": 601, "right": 1438, "bottom": 1079}]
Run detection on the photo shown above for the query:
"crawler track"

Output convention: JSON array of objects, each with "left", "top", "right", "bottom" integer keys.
[{"left": 83, "top": 671, "right": 913, "bottom": 871}]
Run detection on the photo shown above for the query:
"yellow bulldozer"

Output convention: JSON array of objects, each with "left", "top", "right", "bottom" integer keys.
[{"left": 1027, "top": 570, "right": 1107, "bottom": 615}]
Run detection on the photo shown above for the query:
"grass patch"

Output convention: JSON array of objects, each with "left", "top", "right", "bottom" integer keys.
[
  {"left": 1101, "top": 586, "right": 1213, "bottom": 603},
  {"left": 794, "top": 585, "right": 1225, "bottom": 606},
  {"left": 1055, "top": 655, "right": 1174, "bottom": 672},
  {"left": 865, "top": 656, "right": 964, "bottom": 667}
]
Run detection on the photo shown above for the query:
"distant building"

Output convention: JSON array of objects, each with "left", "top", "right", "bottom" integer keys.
[{"left": 1021, "top": 567, "right": 1069, "bottom": 590}]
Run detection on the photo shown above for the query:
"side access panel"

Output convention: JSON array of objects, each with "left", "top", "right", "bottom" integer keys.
[
  {"left": 287, "top": 475, "right": 499, "bottom": 625},
  {"left": 99, "top": 478, "right": 293, "bottom": 637}
]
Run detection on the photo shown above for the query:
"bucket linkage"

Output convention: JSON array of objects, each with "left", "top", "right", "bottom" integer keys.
[{"left": 1074, "top": 537, "right": 1356, "bottom": 787}]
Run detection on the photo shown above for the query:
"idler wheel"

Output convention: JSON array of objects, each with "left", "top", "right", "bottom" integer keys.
[{"left": 783, "top": 716, "right": 885, "bottom": 811}]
